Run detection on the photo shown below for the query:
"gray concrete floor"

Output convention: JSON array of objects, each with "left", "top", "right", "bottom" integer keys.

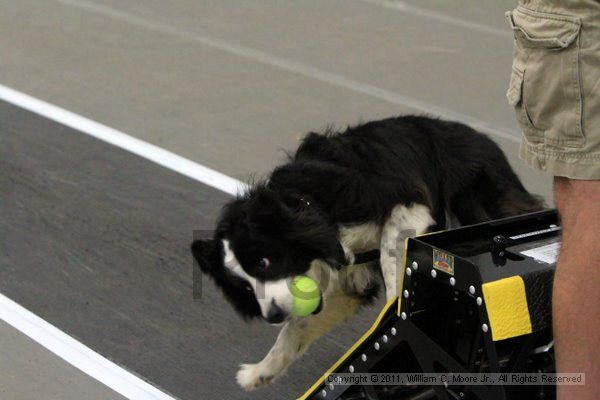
[
  {"left": 0, "top": 0, "right": 552, "bottom": 199},
  {"left": 0, "top": 321, "right": 127, "bottom": 400},
  {"left": 0, "top": 0, "right": 554, "bottom": 399}
]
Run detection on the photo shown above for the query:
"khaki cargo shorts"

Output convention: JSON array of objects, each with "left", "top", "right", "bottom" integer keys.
[{"left": 506, "top": 0, "right": 600, "bottom": 179}]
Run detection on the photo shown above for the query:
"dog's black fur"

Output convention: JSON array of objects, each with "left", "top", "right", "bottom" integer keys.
[{"left": 192, "top": 115, "right": 544, "bottom": 320}]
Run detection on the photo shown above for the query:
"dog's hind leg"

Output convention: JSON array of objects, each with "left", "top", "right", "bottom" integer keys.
[
  {"left": 450, "top": 189, "right": 492, "bottom": 225},
  {"left": 236, "top": 270, "right": 362, "bottom": 391},
  {"left": 380, "top": 204, "right": 435, "bottom": 302}
]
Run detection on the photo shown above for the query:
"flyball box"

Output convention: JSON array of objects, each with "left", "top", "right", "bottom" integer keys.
[{"left": 301, "top": 210, "right": 559, "bottom": 400}]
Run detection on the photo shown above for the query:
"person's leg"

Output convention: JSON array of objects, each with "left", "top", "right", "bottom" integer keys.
[{"left": 553, "top": 177, "right": 600, "bottom": 399}]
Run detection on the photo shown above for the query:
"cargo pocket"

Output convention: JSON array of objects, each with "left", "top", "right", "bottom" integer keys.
[
  {"left": 506, "top": 6, "right": 584, "bottom": 147},
  {"left": 507, "top": 60, "right": 536, "bottom": 135}
]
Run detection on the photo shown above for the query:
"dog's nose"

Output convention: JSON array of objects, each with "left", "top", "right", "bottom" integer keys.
[{"left": 265, "top": 304, "right": 285, "bottom": 324}]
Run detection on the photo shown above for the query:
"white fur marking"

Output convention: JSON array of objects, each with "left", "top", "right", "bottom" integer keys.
[
  {"left": 380, "top": 204, "right": 434, "bottom": 301},
  {"left": 339, "top": 223, "right": 381, "bottom": 254},
  {"left": 221, "top": 239, "right": 293, "bottom": 317},
  {"left": 255, "top": 279, "right": 293, "bottom": 316}
]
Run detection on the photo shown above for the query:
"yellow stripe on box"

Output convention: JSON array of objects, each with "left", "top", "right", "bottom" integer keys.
[
  {"left": 397, "top": 237, "right": 410, "bottom": 316},
  {"left": 298, "top": 297, "right": 397, "bottom": 400},
  {"left": 482, "top": 276, "right": 532, "bottom": 341}
]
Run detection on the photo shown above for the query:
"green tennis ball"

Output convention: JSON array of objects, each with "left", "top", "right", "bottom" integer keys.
[{"left": 290, "top": 276, "right": 321, "bottom": 317}]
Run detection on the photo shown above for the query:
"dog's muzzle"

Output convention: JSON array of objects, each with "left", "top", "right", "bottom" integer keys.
[{"left": 264, "top": 294, "right": 323, "bottom": 324}]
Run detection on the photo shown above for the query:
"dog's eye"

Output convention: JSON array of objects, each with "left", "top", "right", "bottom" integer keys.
[
  {"left": 258, "top": 257, "right": 270, "bottom": 271},
  {"left": 244, "top": 285, "right": 253, "bottom": 292}
]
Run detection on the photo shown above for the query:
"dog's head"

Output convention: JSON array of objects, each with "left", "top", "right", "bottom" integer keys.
[{"left": 191, "top": 186, "right": 347, "bottom": 323}]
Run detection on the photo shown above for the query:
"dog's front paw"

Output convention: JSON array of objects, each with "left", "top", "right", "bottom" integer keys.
[
  {"left": 236, "top": 363, "right": 274, "bottom": 391},
  {"left": 345, "top": 265, "right": 375, "bottom": 295}
]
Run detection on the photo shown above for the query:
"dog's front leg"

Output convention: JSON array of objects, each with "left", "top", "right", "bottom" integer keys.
[
  {"left": 380, "top": 204, "right": 434, "bottom": 301},
  {"left": 236, "top": 291, "right": 363, "bottom": 391},
  {"left": 236, "top": 320, "right": 303, "bottom": 391}
]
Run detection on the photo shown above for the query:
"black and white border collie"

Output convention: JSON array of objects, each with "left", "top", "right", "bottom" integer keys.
[{"left": 192, "top": 116, "right": 543, "bottom": 391}]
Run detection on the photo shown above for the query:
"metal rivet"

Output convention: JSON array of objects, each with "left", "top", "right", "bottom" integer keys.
[
  {"left": 449, "top": 277, "right": 456, "bottom": 286},
  {"left": 401, "top": 312, "right": 407, "bottom": 320},
  {"left": 391, "top": 327, "right": 397, "bottom": 335},
  {"left": 476, "top": 297, "right": 483, "bottom": 306},
  {"left": 403, "top": 289, "right": 410, "bottom": 298},
  {"left": 412, "top": 261, "right": 418, "bottom": 270},
  {"left": 321, "top": 389, "right": 327, "bottom": 397},
  {"left": 382, "top": 335, "right": 388, "bottom": 343},
  {"left": 328, "top": 383, "right": 334, "bottom": 390},
  {"left": 469, "top": 285, "right": 476, "bottom": 295},
  {"left": 406, "top": 267, "right": 412, "bottom": 276},
  {"left": 374, "top": 342, "right": 380, "bottom": 350},
  {"left": 431, "top": 269, "right": 437, "bottom": 278},
  {"left": 361, "top": 354, "right": 367, "bottom": 362},
  {"left": 349, "top": 365, "right": 354, "bottom": 373},
  {"left": 482, "top": 324, "right": 489, "bottom": 333}
]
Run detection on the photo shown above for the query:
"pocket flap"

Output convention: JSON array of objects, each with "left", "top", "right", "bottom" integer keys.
[{"left": 506, "top": 7, "right": 581, "bottom": 48}]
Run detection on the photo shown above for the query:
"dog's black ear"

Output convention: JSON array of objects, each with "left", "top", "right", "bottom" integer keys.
[
  {"left": 248, "top": 189, "right": 286, "bottom": 224},
  {"left": 240, "top": 188, "right": 287, "bottom": 233},
  {"left": 287, "top": 222, "right": 349, "bottom": 269},
  {"left": 191, "top": 239, "right": 221, "bottom": 272},
  {"left": 250, "top": 188, "right": 280, "bottom": 210}
]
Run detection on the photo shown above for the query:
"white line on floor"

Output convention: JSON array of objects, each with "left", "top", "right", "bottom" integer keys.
[
  {"left": 0, "top": 84, "right": 247, "bottom": 196},
  {"left": 0, "top": 293, "right": 179, "bottom": 400},
  {"left": 53, "top": 0, "right": 520, "bottom": 144},
  {"left": 357, "top": 0, "right": 512, "bottom": 38}
]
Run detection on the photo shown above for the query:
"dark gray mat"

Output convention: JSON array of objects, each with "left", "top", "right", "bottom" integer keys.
[{"left": 0, "top": 101, "right": 383, "bottom": 399}]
